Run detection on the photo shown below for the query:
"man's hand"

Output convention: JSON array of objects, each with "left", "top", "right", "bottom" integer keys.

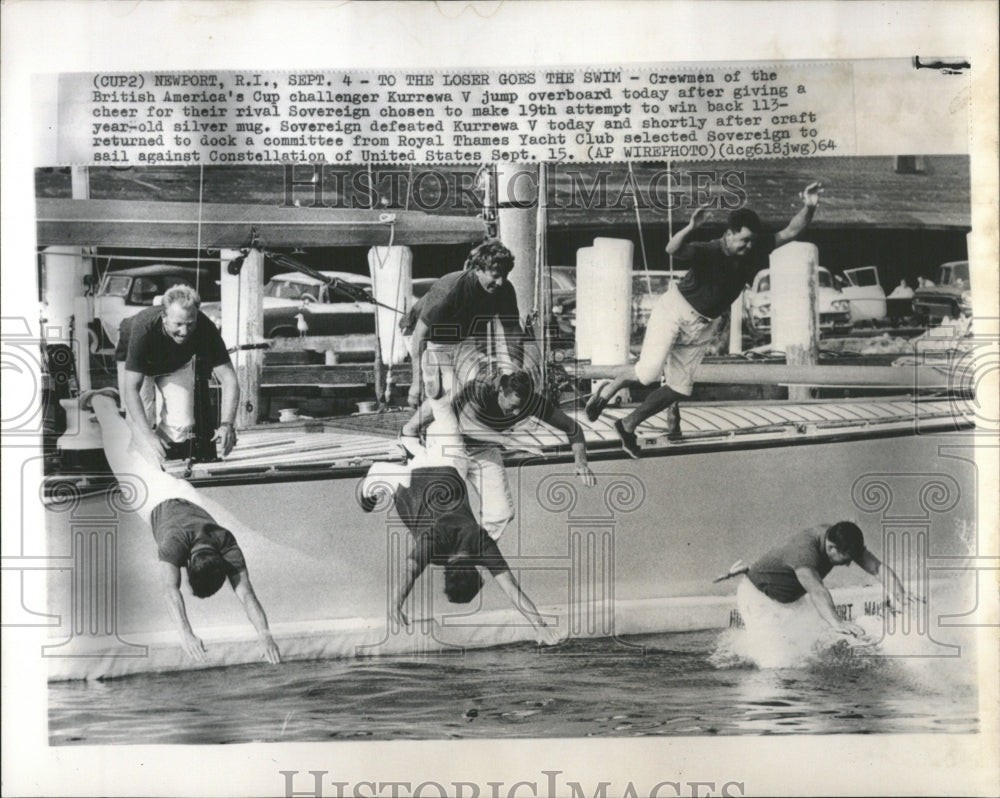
[
  {"left": 534, "top": 620, "right": 562, "bottom": 647},
  {"left": 835, "top": 620, "right": 866, "bottom": 638},
  {"left": 181, "top": 631, "right": 208, "bottom": 662},
  {"left": 213, "top": 423, "right": 237, "bottom": 457},
  {"left": 688, "top": 206, "right": 709, "bottom": 229},
  {"left": 391, "top": 603, "right": 410, "bottom": 628},
  {"left": 575, "top": 464, "right": 596, "bottom": 487},
  {"left": 407, "top": 384, "right": 422, "bottom": 410},
  {"left": 258, "top": 632, "right": 281, "bottom": 664},
  {"left": 801, "top": 181, "right": 823, "bottom": 208}
]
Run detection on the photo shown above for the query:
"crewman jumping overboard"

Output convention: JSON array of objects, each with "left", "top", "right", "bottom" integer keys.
[{"left": 82, "top": 388, "right": 281, "bottom": 665}]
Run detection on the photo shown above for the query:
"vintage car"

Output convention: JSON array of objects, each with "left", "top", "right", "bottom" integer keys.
[
  {"left": 839, "top": 265, "right": 887, "bottom": 323},
  {"left": 201, "top": 270, "right": 376, "bottom": 340},
  {"left": 743, "top": 266, "right": 852, "bottom": 340},
  {"left": 912, "top": 260, "right": 971, "bottom": 323},
  {"left": 90, "top": 264, "right": 219, "bottom": 351}
]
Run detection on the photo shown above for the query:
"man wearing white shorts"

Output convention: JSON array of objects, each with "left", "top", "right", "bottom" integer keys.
[{"left": 586, "top": 182, "right": 822, "bottom": 457}]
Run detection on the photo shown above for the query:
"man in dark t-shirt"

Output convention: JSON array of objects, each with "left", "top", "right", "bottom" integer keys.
[
  {"left": 359, "top": 463, "right": 560, "bottom": 644},
  {"left": 121, "top": 284, "right": 239, "bottom": 464},
  {"left": 85, "top": 389, "right": 280, "bottom": 664},
  {"left": 401, "top": 239, "right": 533, "bottom": 447},
  {"left": 585, "top": 182, "right": 823, "bottom": 458},
  {"left": 732, "top": 521, "right": 915, "bottom": 638}
]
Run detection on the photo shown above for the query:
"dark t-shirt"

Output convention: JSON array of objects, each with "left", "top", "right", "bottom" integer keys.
[
  {"left": 393, "top": 467, "right": 508, "bottom": 576},
  {"left": 674, "top": 233, "right": 776, "bottom": 319},
  {"left": 453, "top": 374, "right": 557, "bottom": 433},
  {"left": 150, "top": 498, "right": 247, "bottom": 573},
  {"left": 417, "top": 270, "right": 521, "bottom": 344},
  {"left": 123, "top": 306, "right": 230, "bottom": 377},
  {"left": 747, "top": 524, "right": 837, "bottom": 603}
]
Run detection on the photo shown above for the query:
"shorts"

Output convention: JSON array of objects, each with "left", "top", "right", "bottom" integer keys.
[{"left": 633, "top": 285, "right": 721, "bottom": 394}]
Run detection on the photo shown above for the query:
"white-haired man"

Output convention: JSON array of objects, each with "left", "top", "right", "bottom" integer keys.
[{"left": 121, "top": 284, "right": 239, "bottom": 463}]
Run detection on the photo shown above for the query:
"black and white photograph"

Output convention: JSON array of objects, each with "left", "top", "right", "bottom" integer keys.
[{"left": 2, "top": 2, "right": 998, "bottom": 797}]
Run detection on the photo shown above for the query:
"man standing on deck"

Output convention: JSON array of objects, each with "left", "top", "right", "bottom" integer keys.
[
  {"left": 402, "top": 238, "right": 534, "bottom": 440},
  {"left": 403, "top": 369, "right": 596, "bottom": 540},
  {"left": 723, "top": 521, "right": 916, "bottom": 642},
  {"left": 82, "top": 388, "right": 281, "bottom": 664},
  {"left": 585, "top": 182, "right": 823, "bottom": 457},
  {"left": 121, "top": 284, "right": 239, "bottom": 464},
  {"left": 359, "top": 452, "right": 561, "bottom": 645}
]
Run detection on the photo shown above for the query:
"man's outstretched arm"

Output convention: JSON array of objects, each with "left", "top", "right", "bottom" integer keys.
[
  {"left": 230, "top": 569, "right": 281, "bottom": 664},
  {"left": 795, "top": 565, "right": 865, "bottom": 637},
  {"left": 158, "top": 561, "right": 208, "bottom": 662},
  {"left": 391, "top": 556, "right": 426, "bottom": 627},
  {"left": 774, "top": 181, "right": 822, "bottom": 247},
  {"left": 856, "top": 549, "right": 923, "bottom": 610},
  {"left": 665, "top": 206, "right": 708, "bottom": 255},
  {"left": 493, "top": 570, "right": 561, "bottom": 645},
  {"left": 546, "top": 407, "right": 596, "bottom": 486}
]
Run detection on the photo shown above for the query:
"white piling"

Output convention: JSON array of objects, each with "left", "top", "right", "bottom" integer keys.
[
  {"left": 769, "top": 242, "right": 819, "bottom": 401},
  {"left": 586, "top": 237, "right": 633, "bottom": 366},
  {"left": 368, "top": 246, "right": 412, "bottom": 366}
]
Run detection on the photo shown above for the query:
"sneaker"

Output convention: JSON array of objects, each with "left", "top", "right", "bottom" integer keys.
[
  {"left": 585, "top": 392, "right": 608, "bottom": 422},
  {"left": 666, "top": 403, "right": 683, "bottom": 441},
  {"left": 614, "top": 419, "right": 641, "bottom": 459}
]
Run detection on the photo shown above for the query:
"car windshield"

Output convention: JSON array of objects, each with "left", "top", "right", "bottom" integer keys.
[
  {"left": 265, "top": 278, "right": 321, "bottom": 301},
  {"left": 940, "top": 262, "right": 970, "bottom": 285},
  {"left": 100, "top": 275, "right": 132, "bottom": 298},
  {"left": 846, "top": 268, "right": 879, "bottom": 287}
]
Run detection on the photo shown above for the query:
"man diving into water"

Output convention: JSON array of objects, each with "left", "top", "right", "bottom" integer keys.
[
  {"left": 82, "top": 388, "right": 281, "bottom": 664},
  {"left": 359, "top": 415, "right": 561, "bottom": 645},
  {"left": 718, "top": 521, "right": 918, "bottom": 645}
]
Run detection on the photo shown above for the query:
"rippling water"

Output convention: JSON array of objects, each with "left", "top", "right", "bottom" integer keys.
[{"left": 49, "top": 630, "right": 978, "bottom": 744}]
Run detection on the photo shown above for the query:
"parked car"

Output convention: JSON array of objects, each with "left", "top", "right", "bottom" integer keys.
[
  {"left": 839, "top": 265, "right": 887, "bottom": 323},
  {"left": 743, "top": 266, "right": 852, "bottom": 340},
  {"left": 201, "top": 270, "right": 376, "bottom": 339},
  {"left": 912, "top": 260, "right": 971, "bottom": 323},
  {"left": 91, "top": 264, "right": 219, "bottom": 351}
]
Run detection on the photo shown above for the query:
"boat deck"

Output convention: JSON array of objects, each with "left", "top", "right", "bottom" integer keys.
[{"left": 157, "top": 396, "right": 972, "bottom": 483}]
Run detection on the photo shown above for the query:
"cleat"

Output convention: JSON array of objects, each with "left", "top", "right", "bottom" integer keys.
[{"left": 614, "top": 419, "right": 641, "bottom": 459}]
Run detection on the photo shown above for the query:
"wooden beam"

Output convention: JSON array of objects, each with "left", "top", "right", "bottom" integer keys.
[{"left": 36, "top": 198, "right": 487, "bottom": 248}]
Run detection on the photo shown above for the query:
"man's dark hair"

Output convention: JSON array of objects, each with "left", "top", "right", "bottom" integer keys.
[
  {"left": 188, "top": 549, "right": 228, "bottom": 598},
  {"left": 500, "top": 370, "right": 534, "bottom": 402},
  {"left": 465, "top": 238, "right": 515, "bottom": 275},
  {"left": 827, "top": 521, "right": 865, "bottom": 562},
  {"left": 444, "top": 558, "right": 484, "bottom": 604},
  {"left": 726, "top": 208, "right": 764, "bottom": 235}
]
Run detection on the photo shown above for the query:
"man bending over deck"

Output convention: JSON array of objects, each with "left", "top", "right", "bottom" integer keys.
[
  {"left": 586, "top": 182, "right": 822, "bottom": 458},
  {"left": 82, "top": 388, "right": 281, "bottom": 665},
  {"left": 359, "top": 427, "right": 560, "bottom": 645},
  {"left": 721, "top": 521, "right": 916, "bottom": 642},
  {"left": 402, "top": 239, "right": 534, "bottom": 438},
  {"left": 405, "top": 369, "right": 595, "bottom": 540}
]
